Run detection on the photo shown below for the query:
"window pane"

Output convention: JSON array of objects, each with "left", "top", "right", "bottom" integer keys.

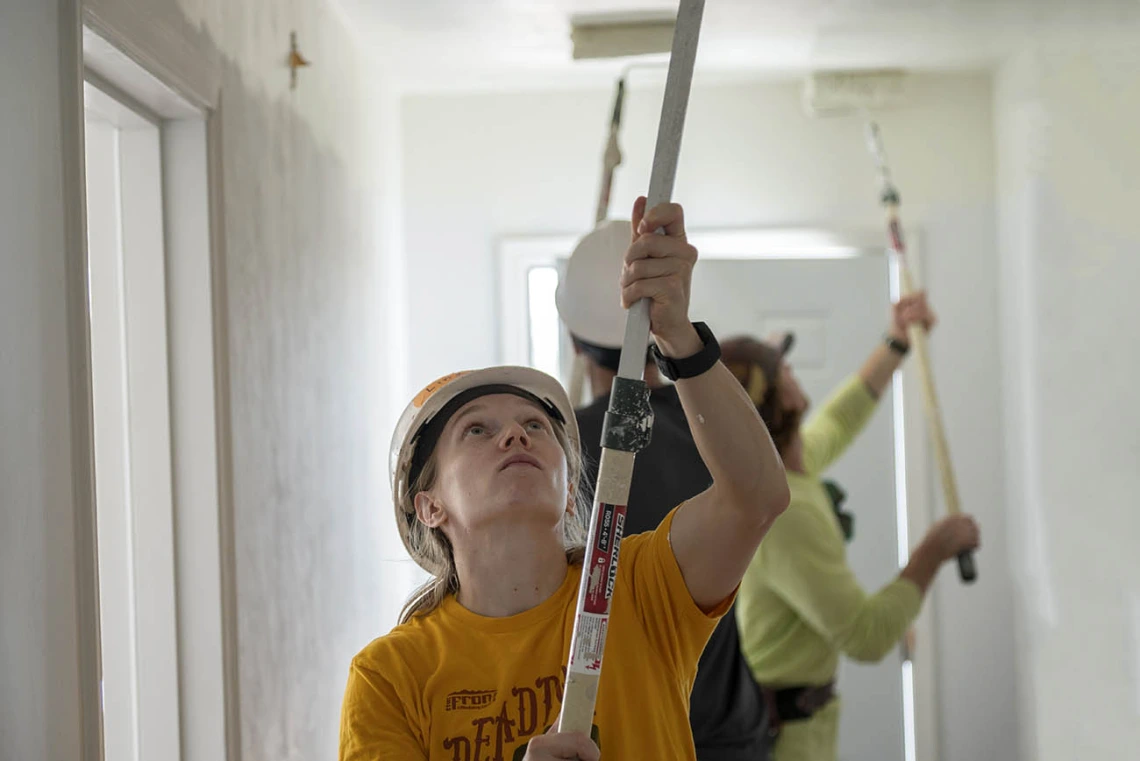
[{"left": 527, "top": 266, "right": 561, "bottom": 381}]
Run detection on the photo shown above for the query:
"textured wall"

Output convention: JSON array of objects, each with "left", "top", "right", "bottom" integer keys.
[
  {"left": 400, "top": 72, "right": 1018, "bottom": 761},
  {"left": 217, "top": 64, "right": 389, "bottom": 761},
  {"left": 196, "top": 6, "right": 393, "bottom": 760},
  {"left": 996, "top": 40, "right": 1140, "bottom": 761}
]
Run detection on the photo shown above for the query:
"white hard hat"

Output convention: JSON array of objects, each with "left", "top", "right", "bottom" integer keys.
[
  {"left": 556, "top": 219, "right": 631, "bottom": 349},
  {"left": 389, "top": 366, "right": 580, "bottom": 523}
]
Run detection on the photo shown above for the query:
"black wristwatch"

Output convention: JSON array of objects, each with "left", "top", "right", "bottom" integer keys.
[
  {"left": 652, "top": 322, "right": 721, "bottom": 381},
  {"left": 884, "top": 333, "right": 910, "bottom": 357}
]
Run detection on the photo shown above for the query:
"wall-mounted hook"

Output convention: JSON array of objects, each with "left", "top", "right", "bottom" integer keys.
[{"left": 288, "top": 31, "right": 310, "bottom": 90}]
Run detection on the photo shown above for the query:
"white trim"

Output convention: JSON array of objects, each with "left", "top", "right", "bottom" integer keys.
[
  {"left": 205, "top": 104, "right": 243, "bottom": 761},
  {"left": 59, "top": 1, "right": 105, "bottom": 757},
  {"left": 84, "top": 76, "right": 161, "bottom": 127},
  {"left": 117, "top": 120, "right": 183, "bottom": 761},
  {"left": 85, "top": 73, "right": 184, "bottom": 761},
  {"left": 163, "top": 116, "right": 229, "bottom": 761},
  {"left": 83, "top": 27, "right": 203, "bottom": 120},
  {"left": 79, "top": 14, "right": 238, "bottom": 761},
  {"left": 85, "top": 113, "right": 139, "bottom": 761},
  {"left": 83, "top": 1, "right": 221, "bottom": 112},
  {"left": 891, "top": 233, "right": 941, "bottom": 761}
]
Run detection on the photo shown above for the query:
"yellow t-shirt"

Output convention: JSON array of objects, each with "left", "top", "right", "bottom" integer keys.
[{"left": 339, "top": 506, "right": 729, "bottom": 760}]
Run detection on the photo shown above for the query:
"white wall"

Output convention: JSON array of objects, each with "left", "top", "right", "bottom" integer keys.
[
  {"left": 0, "top": 2, "right": 93, "bottom": 759},
  {"left": 401, "top": 72, "right": 1019, "bottom": 761},
  {"left": 164, "top": 2, "right": 396, "bottom": 758},
  {"left": 5, "top": 0, "right": 401, "bottom": 759},
  {"left": 996, "top": 41, "right": 1140, "bottom": 761}
]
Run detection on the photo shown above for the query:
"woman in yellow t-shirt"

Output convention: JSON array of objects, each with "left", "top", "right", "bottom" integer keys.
[{"left": 338, "top": 200, "right": 790, "bottom": 761}]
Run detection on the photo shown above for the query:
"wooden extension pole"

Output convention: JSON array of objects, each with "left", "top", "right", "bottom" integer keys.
[
  {"left": 866, "top": 122, "right": 977, "bottom": 584},
  {"left": 558, "top": 0, "right": 706, "bottom": 734}
]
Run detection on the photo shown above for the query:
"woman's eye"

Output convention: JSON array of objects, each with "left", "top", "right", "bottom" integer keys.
[
  {"left": 466, "top": 424, "right": 486, "bottom": 436},
  {"left": 526, "top": 420, "right": 546, "bottom": 432}
]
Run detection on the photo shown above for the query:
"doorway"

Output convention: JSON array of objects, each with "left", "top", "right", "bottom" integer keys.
[
  {"left": 498, "top": 227, "right": 937, "bottom": 761},
  {"left": 82, "top": 28, "right": 231, "bottom": 761}
]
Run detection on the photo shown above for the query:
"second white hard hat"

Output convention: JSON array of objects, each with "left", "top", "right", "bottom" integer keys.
[{"left": 555, "top": 219, "right": 631, "bottom": 349}]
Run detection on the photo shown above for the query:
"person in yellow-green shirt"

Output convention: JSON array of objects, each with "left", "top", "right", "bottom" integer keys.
[
  {"left": 338, "top": 200, "right": 790, "bottom": 761},
  {"left": 723, "top": 293, "right": 982, "bottom": 761}
]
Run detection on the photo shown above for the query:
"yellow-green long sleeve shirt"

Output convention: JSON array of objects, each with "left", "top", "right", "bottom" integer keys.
[{"left": 737, "top": 375, "right": 923, "bottom": 687}]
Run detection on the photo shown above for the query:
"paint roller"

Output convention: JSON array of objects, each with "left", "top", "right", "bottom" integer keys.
[
  {"left": 802, "top": 68, "right": 978, "bottom": 584},
  {"left": 570, "top": 11, "right": 676, "bottom": 61}
]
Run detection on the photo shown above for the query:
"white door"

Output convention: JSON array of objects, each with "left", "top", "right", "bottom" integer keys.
[
  {"left": 689, "top": 256, "right": 906, "bottom": 761},
  {"left": 81, "top": 27, "right": 231, "bottom": 761},
  {"left": 502, "top": 239, "right": 917, "bottom": 761}
]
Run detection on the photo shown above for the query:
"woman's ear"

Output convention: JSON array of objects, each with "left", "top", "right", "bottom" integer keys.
[{"left": 414, "top": 490, "right": 447, "bottom": 529}]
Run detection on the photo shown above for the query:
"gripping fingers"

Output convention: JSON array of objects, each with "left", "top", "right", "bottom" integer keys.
[
  {"left": 626, "top": 233, "right": 697, "bottom": 265},
  {"left": 947, "top": 515, "right": 981, "bottom": 554},
  {"left": 620, "top": 256, "right": 684, "bottom": 287},
  {"left": 637, "top": 201, "right": 687, "bottom": 239},
  {"left": 897, "top": 293, "right": 936, "bottom": 331},
  {"left": 630, "top": 196, "right": 649, "bottom": 240},
  {"left": 621, "top": 274, "right": 683, "bottom": 310},
  {"left": 902, "top": 307, "right": 935, "bottom": 331},
  {"left": 526, "top": 731, "right": 600, "bottom": 760},
  {"left": 964, "top": 517, "right": 981, "bottom": 550}
]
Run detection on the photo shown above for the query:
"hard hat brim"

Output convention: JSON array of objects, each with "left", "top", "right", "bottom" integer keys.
[{"left": 389, "top": 366, "right": 580, "bottom": 507}]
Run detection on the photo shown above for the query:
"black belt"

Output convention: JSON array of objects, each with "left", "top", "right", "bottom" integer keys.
[{"left": 760, "top": 681, "right": 836, "bottom": 738}]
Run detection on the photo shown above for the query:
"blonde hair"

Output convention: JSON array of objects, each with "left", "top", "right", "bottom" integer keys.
[{"left": 396, "top": 421, "right": 589, "bottom": 624}]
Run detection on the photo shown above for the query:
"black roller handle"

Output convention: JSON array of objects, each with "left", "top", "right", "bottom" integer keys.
[{"left": 957, "top": 550, "right": 977, "bottom": 584}]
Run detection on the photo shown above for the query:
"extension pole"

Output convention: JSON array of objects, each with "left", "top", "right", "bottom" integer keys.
[
  {"left": 558, "top": 0, "right": 705, "bottom": 733},
  {"left": 866, "top": 122, "right": 977, "bottom": 584}
]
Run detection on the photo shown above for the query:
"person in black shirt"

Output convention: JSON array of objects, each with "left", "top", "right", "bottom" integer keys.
[{"left": 555, "top": 219, "right": 772, "bottom": 761}]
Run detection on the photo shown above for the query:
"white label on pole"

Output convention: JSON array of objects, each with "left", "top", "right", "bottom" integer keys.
[{"left": 568, "top": 613, "right": 609, "bottom": 675}]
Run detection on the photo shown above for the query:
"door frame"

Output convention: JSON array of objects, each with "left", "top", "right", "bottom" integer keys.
[{"left": 63, "top": 2, "right": 240, "bottom": 760}]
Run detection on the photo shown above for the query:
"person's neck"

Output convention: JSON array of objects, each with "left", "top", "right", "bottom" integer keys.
[{"left": 452, "top": 521, "right": 570, "bottom": 617}]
